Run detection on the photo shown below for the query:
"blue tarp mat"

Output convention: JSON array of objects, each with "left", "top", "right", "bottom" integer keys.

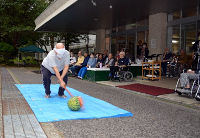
[{"left": 15, "top": 84, "right": 133, "bottom": 122}]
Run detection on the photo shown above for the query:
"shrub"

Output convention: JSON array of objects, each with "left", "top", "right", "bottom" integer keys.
[{"left": 0, "top": 42, "right": 14, "bottom": 63}]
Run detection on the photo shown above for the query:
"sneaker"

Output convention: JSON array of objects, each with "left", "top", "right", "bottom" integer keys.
[
  {"left": 77, "top": 76, "right": 81, "bottom": 79},
  {"left": 80, "top": 77, "right": 83, "bottom": 80},
  {"left": 44, "top": 94, "right": 50, "bottom": 98},
  {"left": 58, "top": 94, "right": 67, "bottom": 98}
]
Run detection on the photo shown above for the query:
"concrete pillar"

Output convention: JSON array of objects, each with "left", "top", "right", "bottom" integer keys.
[
  {"left": 95, "top": 29, "right": 106, "bottom": 53},
  {"left": 149, "top": 13, "right": 167, "bottom": 55}
]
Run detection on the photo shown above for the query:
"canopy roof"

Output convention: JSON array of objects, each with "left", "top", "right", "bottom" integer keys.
[
  {"left": 35, "top": 0, "right": 200, "bottom": 34},
  {"left": 19, "top": 45, "right": 45, "bottom": 53}
]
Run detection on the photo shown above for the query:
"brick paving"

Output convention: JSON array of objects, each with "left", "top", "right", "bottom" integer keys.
[{"left": 1, "top": 67, "right": 47, "bottom": 138}]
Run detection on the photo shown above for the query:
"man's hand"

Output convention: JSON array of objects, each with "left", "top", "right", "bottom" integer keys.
[{"left": 60, "top": 81, "right": 66, "bottom": 88}]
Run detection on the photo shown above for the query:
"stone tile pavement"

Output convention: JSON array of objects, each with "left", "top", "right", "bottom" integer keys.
[
  {"left": 1, "top": 67, "right": 47, "bottom": 138},
  {"left": 2, "top": 67, "right": 65, "bottom": 138},
  {"left": 97, "top": 76, "right": 200, "bottom": 108}
]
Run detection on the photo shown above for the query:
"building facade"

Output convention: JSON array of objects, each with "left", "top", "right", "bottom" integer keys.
[{"left": 34, "top": 0, "right": 200, "bottom": 59}]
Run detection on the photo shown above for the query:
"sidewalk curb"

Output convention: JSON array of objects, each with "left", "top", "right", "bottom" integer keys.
[{"left": 7, "top": 67, "right": 64, "bottom": 138}]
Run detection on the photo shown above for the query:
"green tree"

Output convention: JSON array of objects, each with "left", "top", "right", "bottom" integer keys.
[
  {"left": 0, "top": 42, "right": 14, "bottom": 62},
  {"left": 0, "top": 0, "right": 48, "bottom": 47}
]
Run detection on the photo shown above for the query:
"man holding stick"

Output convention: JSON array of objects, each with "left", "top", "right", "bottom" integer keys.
[{"left": 41, "top": 43, "right": 70, "bottom": 98}]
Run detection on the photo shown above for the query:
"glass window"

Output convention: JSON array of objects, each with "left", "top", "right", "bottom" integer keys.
[
  {"left": 182, "top": 7, "right": 197, "bottom": 18},
  {"left": 181, "top": 23, "right": 196, "bottom": 54},
  {"left": 131, "top": 23, "right": 137, "bottom": 29},
  {"left": 167, "top": 25, "right": 180, "bottom": 54},
  {"left": 117, "top": 35, "right": 126, "bottom": 51},
  {"left": 137, "top": 31, "right": 145, "bottom": 44},
  {"left": 111, "top": 37, "right": 117, "bottom": 56},
  {"left": 173, "top": 11, "right": 181, "bottom": 20}
]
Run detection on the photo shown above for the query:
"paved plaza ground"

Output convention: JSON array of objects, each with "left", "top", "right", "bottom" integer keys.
[{"left": 1, "top": 67, "right": 200, "bottom": 138}]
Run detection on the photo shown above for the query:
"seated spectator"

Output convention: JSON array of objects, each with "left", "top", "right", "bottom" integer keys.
[
  {"left": 69, "top": 51, "right": 84, "bottom": 73},
  {"left": 178, "top": 49, "right": 190, "bottom": 73},
  {"left": 77, "top": 53, "right": 97, "bottom": 79},
  {"left": 178, "top": 49, "right": 188, "bottom": 64},
  {"left": 179, "top": 62, "right": 200, "bottom": 90},
  {"left": 96, "top": 53, "right": 105, "bottom": 68},
  {"left": 161, "top": 47, "right": 172, "bottom": 76},
  {"left": 110, "top": 52, "right": 127, "bottom": 79},
  {"left": 71, "top": 52, "right": 89, "bottom": 77},
  {"left": 95, "top": 53, "right": 100, "bottom": 59},
  {"left": 105, "top": 53, "right": 115, "bottom": 68},
  {"left": 69, "top": 52, "right": 76, "bottom": 67}
]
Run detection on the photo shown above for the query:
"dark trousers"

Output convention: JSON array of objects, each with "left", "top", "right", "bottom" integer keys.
[
  {"left": 71, "top": 65, "right": 82, "bottom": 75},
  {"left": 161, "top": 62, "right": 167, "bottom": 74},
  {"left": 41, "top": 65, "right": 68, "bottom": 96},
  {"left": 110, "top": 66, "right": 127, "bottom": 78}
]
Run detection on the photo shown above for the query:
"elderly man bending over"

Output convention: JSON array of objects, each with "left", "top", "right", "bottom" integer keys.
[{"left": 41, "top": 43, "right": 70, "bottom": 98}]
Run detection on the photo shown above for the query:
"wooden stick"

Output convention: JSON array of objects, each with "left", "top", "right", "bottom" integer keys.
[{"left": 64, "top": 87, "right": 73, "bottom": 97}]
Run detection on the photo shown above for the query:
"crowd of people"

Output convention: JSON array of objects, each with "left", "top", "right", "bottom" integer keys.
[{"left": 69, "top": 49, "right": 129, "bottom": 80}]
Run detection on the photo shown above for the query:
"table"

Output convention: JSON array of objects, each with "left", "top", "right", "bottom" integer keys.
[
  {"left": 129, "top": 64, "right": 143, "bottom": 77},
  {"left": 85, "top": 64, "right": 143, "bottom": 81},
  {"left": 85, "top": 68, "right": 110, "bottom": 82}
]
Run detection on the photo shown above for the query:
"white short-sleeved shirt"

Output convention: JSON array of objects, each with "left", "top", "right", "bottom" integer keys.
[
  {"left": 42, "top": 50, "right": 70, "bottom": 74},
  {"left": 70, "top": 56, "right": 76, "bottom": 64}
]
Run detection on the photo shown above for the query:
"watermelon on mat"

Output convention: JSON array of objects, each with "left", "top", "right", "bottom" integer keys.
[{"left": 67, "top": 96, "right": 81, "bottom": 111}]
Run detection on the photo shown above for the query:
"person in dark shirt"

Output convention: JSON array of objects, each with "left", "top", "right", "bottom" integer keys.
[
  {"left": 102, "top": 50, "right": 108, "bottom": 62},
  {"left": 125, "top": 49, "right": 133, "bottom": 61},
  {"left": 138, "top": 42, "right": 149, "bottom": 61},
  {"left": 96, "top": 53, "right": 105, "bottom": 68},
  {"left": 110, "top": 52, "right": 128, "bottom": 79},
  {"left": 192, "top": 32, "right": 200, "bottom": 69},
  {"left": 71, "top": 52, "right": 89, "bottom": 77},
  {"left": 161, "top": 47, "right": 172, "bottom": 75},
  {"left": 137, "top": 40, "right": 143, "bottom": 58}
]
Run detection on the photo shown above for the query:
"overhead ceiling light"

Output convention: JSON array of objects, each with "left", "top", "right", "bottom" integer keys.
[
  {"left": 94, "top": 19, "right": 98, "bottom": 21},
  {"left": 91, "top": 0, "right": 96, "bottom": 6},
  {"left": 192, "top": 42, "right": 195, "bottom": 44},
  {"left": 172, "top": 40, "right": 178, "bottom": 43}
]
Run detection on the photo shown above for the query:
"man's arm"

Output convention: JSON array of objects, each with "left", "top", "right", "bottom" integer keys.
[
  {"left": 61, "top": 65, "right": 69, "bottom": 79},
  {"left": 52, "top": 66, "right": 66, "bottom": 88}
]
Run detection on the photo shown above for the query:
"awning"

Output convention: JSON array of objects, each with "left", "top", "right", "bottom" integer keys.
[
  {"left": 19, "top": 45, "right": 45, "bottom": 53},
  {"left": 35, "top": 0, "right": 199, "bottom": 34}
]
